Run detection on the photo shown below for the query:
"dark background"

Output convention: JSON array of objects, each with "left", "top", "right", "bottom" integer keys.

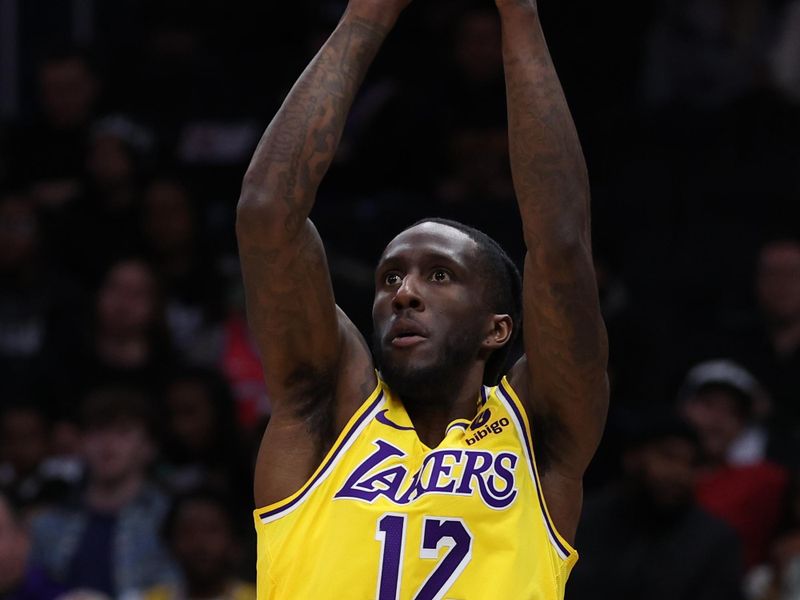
[{"left": 1, "top": 0, "right": 799, "bottom": 598}]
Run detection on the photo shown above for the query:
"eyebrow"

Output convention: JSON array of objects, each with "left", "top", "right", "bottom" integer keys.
[{"left": 378, "top": 250, "right": 468, "bottom": 270}]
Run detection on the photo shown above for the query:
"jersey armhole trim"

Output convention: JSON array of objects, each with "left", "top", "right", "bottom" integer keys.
[
  {"left": 497, "top": 377, "right": 578, "bottom": 565},
  {"left": 253, "top": 378, "right": 386, "bottom": 525}
]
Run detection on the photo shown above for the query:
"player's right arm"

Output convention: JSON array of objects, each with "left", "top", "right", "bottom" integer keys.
[{"left": 237, "top": 1, "right": 409, "bottom": 506}]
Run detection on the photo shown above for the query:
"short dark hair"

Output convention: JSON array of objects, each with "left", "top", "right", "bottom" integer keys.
[
  {"left": 408, "top": 218, "right": 522, "bottom": 385},
  {"left": 79, "top": 386, "right": 155, "bottom": 436}
]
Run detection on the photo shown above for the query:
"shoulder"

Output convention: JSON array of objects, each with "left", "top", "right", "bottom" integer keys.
[
  {"left": 29, "top": 504, "right": 81, "bottom": 532},
  {"left": 126, "top": 585, "right": 172, "bottom": 600},
  {"left": 132, "top": 482, "right": 171, "bottom": 512},
  {"left": 232, "top": 581, "right": 257, "bottom": 600},
  {"left": 684, "top": 505, "right": 742, "bottom": 551}
]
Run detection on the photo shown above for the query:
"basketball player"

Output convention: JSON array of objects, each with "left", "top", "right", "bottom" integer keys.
[{"left": 237, "top": 0, "right": 609, "bottom": 598}]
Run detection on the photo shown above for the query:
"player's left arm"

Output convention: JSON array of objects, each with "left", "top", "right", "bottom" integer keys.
[{"left": 498, "top": 0, "right": 609, "bottom": 543}]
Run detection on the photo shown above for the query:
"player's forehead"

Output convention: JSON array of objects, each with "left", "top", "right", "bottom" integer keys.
[{"left": 378, "top": 222, "right": 479, "bottom": 267}]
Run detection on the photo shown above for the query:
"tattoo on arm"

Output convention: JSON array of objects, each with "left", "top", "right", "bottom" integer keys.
[
  {"left": 500, "top": 6, "right": 609, "bottom": 473},
  {"left": 237, "top": 15, "right": 388, "bottom": 408},
  {"left": 242, "top": 16, "right": 391, "bottom": 238}
]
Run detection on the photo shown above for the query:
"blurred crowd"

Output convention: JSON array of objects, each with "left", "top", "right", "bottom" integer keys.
[{"left": 0, "top": 0, "right": 799, "bottom": 598}]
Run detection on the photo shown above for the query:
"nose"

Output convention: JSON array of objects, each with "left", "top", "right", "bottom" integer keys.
[{"left": 392, "top": 275, "right": 424, "bottom": 312}]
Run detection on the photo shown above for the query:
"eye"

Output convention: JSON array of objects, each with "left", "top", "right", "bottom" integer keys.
[
  {"left": 384, "top": 272, "right": 402, "bottom": 286},
  {"left": 431, "top": 269, "right": 451, "bottom": 283}
]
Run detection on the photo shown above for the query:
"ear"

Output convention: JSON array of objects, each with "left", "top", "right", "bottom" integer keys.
[{"left": 482, "top": 314, "right": 513, "bottom": 351}]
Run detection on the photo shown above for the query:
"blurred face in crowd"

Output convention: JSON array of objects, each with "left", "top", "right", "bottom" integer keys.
[
  {"left": 96, "top": 260, "right": 159, "bottom": 337},
  {"left": 0, "top": 408, "right": 49, "bottom": 477},
  {"left": 682, "top": 387, "right": 746, "bottom": 464},
  {"left": 170, "top": 499, "right": 236, "bottom": 588},
  {"left": 447, "top": 127, "right": 510, "bottom": 197},
  {"left": 38, "top": 57, "right": 97, "bottom": 130},
  {"left": 757, "top": 241, "right": 800, "bottom": 326},
  {"left": 86, "top": 134, "right": 135, "bottom": 194},
  {"left": 0, "top": 197, "right": 38, "bottom": 272},
  {"left": 143, "top": 181, "right": 194, "bottom": 255},
  {"left": 625, "top": 437, "right": 698, "bottom": 512},
  {"left": 82, "top": 419, "right": 154, "bottom": 486},
  {"left": 0, "top": 497, "right": 28, "bottom": 592},
  {"left": 453, "top": 11, "right": 502, "bottom": 83},
  {"left": 166, "top": 379, "right": 215, "bottom": 453}
]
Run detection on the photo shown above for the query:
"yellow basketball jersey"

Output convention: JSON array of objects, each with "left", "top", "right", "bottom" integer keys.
[{"left": 253, "top": 376, "right": 577, "bottom": 599}]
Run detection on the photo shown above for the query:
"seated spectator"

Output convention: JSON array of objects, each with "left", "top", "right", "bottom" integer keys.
[
  {"left": 740, "top": 239, "right": 800, "bottom": 437},
  {"left": 642, "top": 0, "right": 776, "bottom": 110},
  {"left": 48, "top": 115, "right": 153, "bottom": 286},
  {"left": 567, "top": 413, "right": 743, "bottom": 600},
  {"left": 141, "top": 177, "right": 225, "bottom": 365},
  {"left": 747, "top": 472, "right": 800, "bottom": 599},
  {"left": 8, "top": 47, "right": 98, "bottom": 209},
  {"left": 219, "top": 300, "right": 269, "bottom": 428},
  {"left": 681, "top": 359, "right": 789, "bottom": 568},
  {"left": 131, "top": 489, "right": 254, "bottom": 600},
  {"left": 54, "top": 257, "right": 174, "bottom": 403},
  {"left": 0, "top": 191, "right": 84, "bottom": 401},
  {"left": 0, "top": 490, "right": 65, "bottom": 600},
  {"left": 770, "top": 0, "right": 800, "bottom": 102},
  {"left": 0, "top": 402, "right": 81, "bottom": 510},
  {"left": 157, "top": 367, "right": 252, "bottom": 512},
  {"left": 29, "top": 387, "right": 177, "bottom": 597}
]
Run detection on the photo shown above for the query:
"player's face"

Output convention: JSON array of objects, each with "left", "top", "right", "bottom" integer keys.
[{"left": 372, "top": 223, "right": 490, "bottom": 395}]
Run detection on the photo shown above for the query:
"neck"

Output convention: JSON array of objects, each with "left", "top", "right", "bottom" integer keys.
[
  {"left": 401, "top": 368, "right": 485, "bottom": 448},
  {"left": 186, "top": 577, "right": 233, "bottom": 599},
  {"left": 768, "top": 317, "right": 800, "bottom": 357},
  {"left": 86, "top": 473, "right": 144, "bottom": 512}
]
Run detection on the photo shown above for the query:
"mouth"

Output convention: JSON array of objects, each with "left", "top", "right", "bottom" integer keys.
[
  {"left": 387, "top": 318, "right": 429, "bottom": 349},
  {"left": 391, "top": 334, "right": 427, "bottom": 348}
]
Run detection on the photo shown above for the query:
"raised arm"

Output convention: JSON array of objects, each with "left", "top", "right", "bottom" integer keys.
[
  {"left": 498, "top": 0, "right": 609, "bottom": 541},
  {"left": 238, "top": 2, "right": 408, "bottom": 502}
]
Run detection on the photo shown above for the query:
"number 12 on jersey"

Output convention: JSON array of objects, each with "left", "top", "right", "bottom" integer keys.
[{"left": 375, "top": 514, "right": 473, "bottom": 600}]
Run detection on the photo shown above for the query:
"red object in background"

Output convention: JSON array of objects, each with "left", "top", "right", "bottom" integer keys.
[
  {"left": 696, "top": 462, "right": 789, "bottom": 568},
  {"left": 220, "top": 313, "right": 270, "bottom": 429}
]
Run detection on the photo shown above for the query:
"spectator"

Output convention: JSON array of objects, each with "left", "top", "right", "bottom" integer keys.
[
  {"left": 11, "top": 48, "right": 99, "bottom": 208},
  {"left": 681, "top": 359, "right": 789, "bottom": 568},
  {"left": 0, "top": 491, "right": 65, "bottom": 600},
  {"left": 741, "top": 239, "right": 800, "bottom": 428},
  {"left": 132, "top": 489, "right": 255, "bottom": 600},
  {"left": 0, "top": 402, "right": 80, "bottom": 510},
  {"left": 0, "top": 191, "right": 84, "bottom": 400},
  {"left": 55, "top": 258, "right": 173, "bottom": 403},
  {"left": 567, "top": 412, "right": 743, "bottom": 600},
  {"left": 770, "top": 0, "right": 800, "bottom": 102},
  {"left": 157, "top": 367, "right": 252, "bottom": 512},
  {"left": 29, "top": 387, "right": 177, "bottom": 597},
  {"left": 218, "top": 281, "right": 269, "bottom": 428},
  {"left": 642, "top": 0, "right": 777, "bottom": 111},
  {"left": 141, "top": 177, "right": 225, "bottom": 365},
  {"left": 747, "top": 472, "right": 800, "bottom": 599},
  {"left": 47, "top": 115, "right": 154, "bottom": 286}
]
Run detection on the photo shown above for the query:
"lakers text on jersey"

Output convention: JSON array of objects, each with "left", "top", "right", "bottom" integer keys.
[{"left": 253, "top": 377, "right": 577, "bottom": 600}]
